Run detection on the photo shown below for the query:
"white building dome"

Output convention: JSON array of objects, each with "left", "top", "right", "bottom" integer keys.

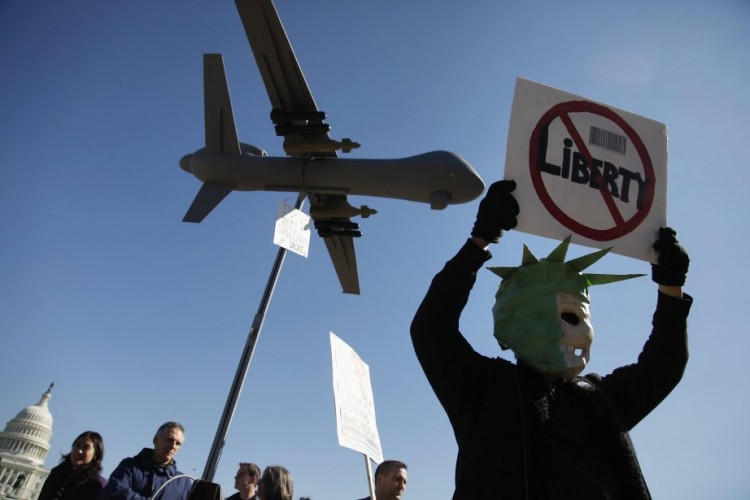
[
  {"left": 0, "top": 384, "right": 53, "bottom": 466},
  {"left": 0, "top": 384, "right": 55, "bottom": 499}
]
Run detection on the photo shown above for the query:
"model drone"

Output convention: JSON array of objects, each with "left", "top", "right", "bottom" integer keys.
[{"left": 180, "top": 0, "right": 485, "bottom": 294}]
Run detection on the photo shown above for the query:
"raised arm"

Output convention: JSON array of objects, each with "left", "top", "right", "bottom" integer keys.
[
  {"left": 410, "top": 180, "right": 519, "bottom": 418},
  {"left": 597, "top": 227, "right": 692, "bottom": 428}
]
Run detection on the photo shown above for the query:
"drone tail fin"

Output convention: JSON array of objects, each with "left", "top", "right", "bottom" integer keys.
[
  {"left": 182, "top": 54, "right": 242, "bottom": 223},
  {"left": 182, "top": 181, "right": 235, "bottom": 223}
]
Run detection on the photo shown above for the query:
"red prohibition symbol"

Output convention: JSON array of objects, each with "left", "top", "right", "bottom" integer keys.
[{"left": 528, "top": 100, "right": 655, "bottom": 241}]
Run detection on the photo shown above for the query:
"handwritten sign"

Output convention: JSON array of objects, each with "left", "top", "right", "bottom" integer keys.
[
  {"left": 273, "top": 201, "right": 311, "bottom": 257},
  {"left": 330, "top": 332, "right": 383, "bottom": 463},
  {"left": 503, "top": 78, "right": 668, "bottom": 261}
]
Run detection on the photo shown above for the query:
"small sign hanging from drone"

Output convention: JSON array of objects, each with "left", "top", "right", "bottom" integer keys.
[{"left": 273, "top": 200, "right": 311, "bottom": 258}]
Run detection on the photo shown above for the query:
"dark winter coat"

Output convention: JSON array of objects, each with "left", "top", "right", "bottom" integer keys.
[
  {"left": 38, "top": 459, "right": 106, "bottom": 500},
  {"left": 97, "top": 448, "right": 193, "bottom": 500},
  {"left": 411, "top": 240, "right": 692, "bottom": 499}
]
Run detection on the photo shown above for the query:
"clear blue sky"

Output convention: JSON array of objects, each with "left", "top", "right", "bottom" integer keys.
[{"left": 2, "top": 1, "right": 749, "bottom": 498}]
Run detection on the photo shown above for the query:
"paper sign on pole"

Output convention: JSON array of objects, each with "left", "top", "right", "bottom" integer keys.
[
  {"left": 330, "top": 332, "right": 383, "bottom": 464},
  {"left": 503, "top": 77, "right": 667, "bottom": 262},
  {"left": 273, "top": 201, "right": 311, "bottom": 257}
]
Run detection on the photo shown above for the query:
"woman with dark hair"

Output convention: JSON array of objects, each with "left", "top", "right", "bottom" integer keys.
[
  {"left": 38, "top": 430, "right": 107, "bottom": 500},
  {"left": 257, "top": 465, "right": 293, "bottom": 500}
]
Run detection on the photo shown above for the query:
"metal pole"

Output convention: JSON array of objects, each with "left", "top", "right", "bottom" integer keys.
[
  {"left": 202, "top": 192, "right": 306, "bottom": 482},
  {"left": 365, "top": 454, "right": 376, "bottom": 500}
]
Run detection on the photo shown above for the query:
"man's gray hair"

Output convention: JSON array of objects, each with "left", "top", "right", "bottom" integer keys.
[{"left": 155, "top": 421, "right": 185, "bottom": 439}]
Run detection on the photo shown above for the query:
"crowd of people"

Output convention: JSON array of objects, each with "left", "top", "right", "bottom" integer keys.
[{"left": 39, "top": 422, "right": 407, "bottom": 499}]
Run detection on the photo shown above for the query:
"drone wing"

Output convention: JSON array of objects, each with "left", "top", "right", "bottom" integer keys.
[{"left": 235, "top": 0, "right": 361, "bottom": 294}]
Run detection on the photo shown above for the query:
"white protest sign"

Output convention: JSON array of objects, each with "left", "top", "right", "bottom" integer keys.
[
  {"left": 273, "top": 201, "right": 311, "bottom": 257},
  {"left": 330, "top": 332, "right": 383, "bottom": 464},
  {"left": 503, "top": 77, "right": 667, "bottom": 262}
]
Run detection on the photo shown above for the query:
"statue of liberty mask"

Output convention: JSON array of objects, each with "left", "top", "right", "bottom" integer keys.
[{"left": 488, "top": 236, "right": 643, "bottom": 380}]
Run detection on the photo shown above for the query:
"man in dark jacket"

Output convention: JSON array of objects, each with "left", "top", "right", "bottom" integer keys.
[
  {"left": 411, "top": 181, "right": 692, "bottom": 499},
  {"left": 226, "top": 462, "right": 260, "bottom": 500},
  {"left": 98, "top": 421, "right": 193, "bottom": 499},
  {"left": 356, "top": 460, "right": 408, "bottom": 500}
]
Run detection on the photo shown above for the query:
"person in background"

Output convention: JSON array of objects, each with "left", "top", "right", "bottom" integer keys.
[
  {"left": 97, "top": 421, "right": 192, "bottom": 499},
  {"left": 226, "top": 462, "right": 261, "bottom": 500},
  {"left": 257, "top": 465, "right": 293, "bottom": 500},
  {"left": 357, "top": 460, "right": 408, "bottom": 500},
  {"left": 38, "top": 430, "right": 107, "bottom": 500}
]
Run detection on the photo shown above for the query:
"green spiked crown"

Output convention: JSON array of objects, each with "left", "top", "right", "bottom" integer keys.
[{"left": 489, "top": 236, "right": 643, "bottom": 353}]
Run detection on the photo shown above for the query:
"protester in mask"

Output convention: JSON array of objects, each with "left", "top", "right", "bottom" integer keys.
[{"left": 411, "top": 180, "right": 691, "bottom": 499}]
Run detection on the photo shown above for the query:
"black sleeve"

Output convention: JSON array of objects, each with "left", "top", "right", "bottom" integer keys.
[
  {"left": 410, "top": 239, "right": 495, "bottom": 421},
  {"left": 598, "top": 291, "right": 693, "bottom": 429}
]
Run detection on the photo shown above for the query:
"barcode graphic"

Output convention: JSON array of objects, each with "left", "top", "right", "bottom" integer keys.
[{"left": 589, "top": 126, "right": 627, "bottom": 155}]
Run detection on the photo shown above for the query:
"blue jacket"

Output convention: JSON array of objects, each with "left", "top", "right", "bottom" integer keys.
[{"left": 97, "top": 448, "right": 193, "bottom": 500}]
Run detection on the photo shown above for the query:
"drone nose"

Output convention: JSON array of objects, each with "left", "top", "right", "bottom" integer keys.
[{"left": 179, "top": 154, "right": 191, "bottom": 172}]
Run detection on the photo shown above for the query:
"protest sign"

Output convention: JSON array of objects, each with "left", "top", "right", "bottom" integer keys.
[
  {"left": 330, "top": 332, "right": 383, "bottom": 464},
  {"left": 273, "top": 201, "right": 311, "bottom": 257},
  {"left": 504, "top": 78, "right": 667, "bottom": 261}
]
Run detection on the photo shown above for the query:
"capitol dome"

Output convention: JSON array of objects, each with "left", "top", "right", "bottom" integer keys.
[
  {"left": 0, "top": 384, "right": 54, "bottom": 466},
  {"left": 0, "top": 385, "right": 55, "bottom": 499},
  {"left": 14, "top": 398, "right": 53, "bottom": 427}
]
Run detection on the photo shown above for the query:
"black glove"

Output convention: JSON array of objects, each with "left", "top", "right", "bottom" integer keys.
[
  {"left": 471, "top": 180, "right": 519, "bottom": 243},
  {"left": 651, "top": 226, "right": 689, "bottom": 286}
]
